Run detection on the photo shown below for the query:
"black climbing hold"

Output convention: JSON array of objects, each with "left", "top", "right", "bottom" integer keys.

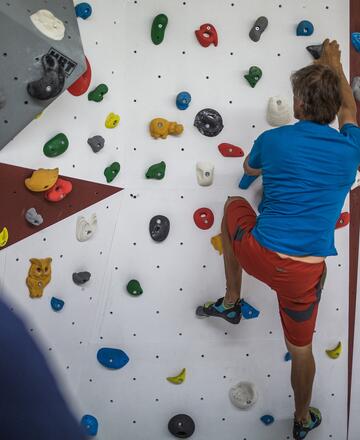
[
  {"left": 249, "top": 16, "right": 268, "bottom": 42},
  {"left": 87, "top": 135, "right": 105, "bottom": 153},
  {"left": 194, "top": 108, "right": 224, "bottom": 137},
  {"left": 149, "top": 215, "right": 170, "bottom": 242},
  {"left": 27, "top": 54, "right": 65, "bottom": 100},
  {"left": 72, "top": 271, "right": 91, "bottom": 285},
  {"left": 168, "top": 414, "right": 195, "bottom": 438},
  {"left": 306, "top": 44, "right": 323, "bottom": 60}
]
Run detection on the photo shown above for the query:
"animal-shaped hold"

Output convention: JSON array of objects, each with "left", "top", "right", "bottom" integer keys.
[
  {"left": 30, "top": 9, "right": 65, "bottom": 41},
  {"left": 267, "top": 96, "right": 292, "bottom": 127},
  {"left": 239, "top": 173, "right": 259, "bottom": 189},
  {"left": 229, "top": 381, "right": 258, "bottom": 410},
  {"left": 336, "top": 212, "right": 350, "bottom": 229},
  {"left": 45, "top": 178, "right": 72, "bottom": 202},
  {"left": 68, "top": 56, "right": 92, "bottom": 96},
  {"left": 43, "top": 133, "right": 69, "bottom": 157},
  {"left": 244, "top": 66, "right": 262, "bottom": 88},
  {"left": 0, "top": 89, "right": 6, "bottom": 109},
  {"left": 27, "top": 54, "right": 65, "bottom": 100},
  {"left": 168, "top": 414, "right": 195, "bottom": 438},
  {"left": 326, "top": 341, "right": 342, "bottom": 359},
  {"left": 193, "top": 208, "right": 214, "bottom": 230},
  {"left": 249, "top": 16, "right": 268, "bottom": 42},
  {"left": 296, "top": 20, "right": 314, "bottom": 36},
  {"left": 149, "top": 215, "right": 170, "bottom": 242},
  {"left": 105, "top": 112, "right": 120, "bottom": 128},
  {"left": 211, "top": 234, "right": 223, "bottom": 255},
  {"left": 150, "top": 118, "right": 184, "bottom": 139},
  {"left": 72, "top": 271, "right": 91, "bottom": 286},
  {"left": 218, "top": 143, "right": 244, "bottom": 157},
  {"left": 306, "top": 44, "right": 323, "bottom": 60},
  {"left": 126, "top": 279, "right": 143, "bottom": 296},
  {"left": 25, "top": 168, "right": 59, "bottom": 192},
  {"left": 80, "top": 415, "right": 98, "bottom": 437},
  {"left": 75, "top": 2, "right": 92, "bottom": 20},
  {"left": 176, "top": 91, "right": 192, "bottom": 110},
  {"left": 51, "top": 297, "right": 64, "bottom": 312},
  {"left": 260, "top": 415, "right": 275, "bottom": 426},
  {"left": 352, "top": 77, "right": 360, "bottom": 102},
  {"left": 88, "top": 84, "right": 109, "bottom": 102},
  {"left": 195, "top": 23, "right": 218, "bottom": 47},
  {"left": 0, "top": 227, "right": 9, "bottom": 248},
  {"left": 151, "top": 14, "right": 168, "bottom": 45},
  {"left": 25, "top": 208, "right": 44, "bottom": 226},
  {"left": 146, "top": 161, "right": 166, "bottom": 180},
  {"left": 76, "top": 214, "right": 97, "bottom": 242},
  {"left": 104, "top": 162, "right": 120, "bottom": 183},
  {"left": 194, "top": 108, "right": 223, "bottom": 137},
  {"left": 196, "top": 162, "right": 214, "bottom": 186},
  {"left": 167, "top": 368, "right": 186, "bottom": 385},
  {"left": 97, "top": 348, "right": 129, "bottom": 370},
  {"left": 240, "top": 299, "right": 260, "bottom": 319},
  {"left": 26, "top": 258, "right": 52, "bottom": 298},
  {"left": 87, "top": 135, "right": 105, "bottom": 153},
  {"left": 351, "top": 32, "right": 360, "bottom": 53}
]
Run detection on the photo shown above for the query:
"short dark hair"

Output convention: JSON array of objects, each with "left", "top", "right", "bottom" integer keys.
[{"left": 291, "top": 64, "right": 341, "bottom": 124}]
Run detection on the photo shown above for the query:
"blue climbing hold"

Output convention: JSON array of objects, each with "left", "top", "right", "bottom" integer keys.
[
  {"left": 260, "top": 415, "right": 275, "bottom": 426},
  {"left": 241, "top": 299, "right": 260, "bottom": 319},
  {"left": 296, "top": 20, "right": 314, "bottom": 36},
  {"left": 97, "top": 348, "right": 129, "bottom": 370},
  {"left": 351, "top": 33, "right": 360, "bottom": 53},
  {"left": 50, "top": 297, "right": 64, "bottom": 312},
  {"left": 81, "top": 414, "right": 98, "bottom": 436},
  {"left": 176, "top": 91, "right": 192, "bottom": 110},
  {"left": 284, "top": 352, "right": 292, "bottom": 362},
  {"left": 75, "top": 2, "right": 92, "bottom": 19},
  {"left": 239, "top": 173, "right": 259, "bottom": 189}
]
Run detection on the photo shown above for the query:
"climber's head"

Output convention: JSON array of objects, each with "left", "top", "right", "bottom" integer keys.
[{"left": 291, "top": 64, "right": 341, "bottom": 124}]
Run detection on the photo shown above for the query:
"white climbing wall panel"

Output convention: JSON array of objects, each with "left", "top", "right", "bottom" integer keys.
[{"left": 0, "top": 0, "right": 355, "bottom": 439}]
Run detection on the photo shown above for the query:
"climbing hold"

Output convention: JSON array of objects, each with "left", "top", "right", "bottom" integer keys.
[
  {"left": 126, "top": 279, "right": 143, "bottom": 296},
  {"left": 284, "top": 352, "right": 292, "bottom": 362},
  {"left": 68, "top": 56, "right": 92, "bottom": 96},
  {"left": 244, "top": 66, "right": 262, "bottom": 88},
  {"left": 104, "top": 162, "right": 120, "bottom": 183},
  {"left": 267, "top": 96, "right": 292, "bottom": 127},
  {"left": 249, "top": 16, "right": 268, "bottom": 42},
  {"left": 260, "top": 415, "right": 275, "bottom": 426},
  {"left": 168, "top": 414, "right": 195, "bottom": 438},
  {"left": 43, "top": 133, "right": 69, "bottom": 157},
  {"left": 351, "top": 77, "right": 360, "bottom": 102},
  {"left": 196, "top": 162, "right": 214, "bottom": 186},
  {"left": 151, "top": 14, "right": 168, "bottom": 45},
  {"left": 306, "top": 44, "right": 323, "bottom": 60},
  {"left": 88, "top": 84, "right": 109, "bottom": 102},
  {"left": 296, "top": 20, "right": 314, "bottom": 36},
  {"left": 211, "top": 234, "right": 223, "bottom": 255},
  {"left": 44, "top": 178, "right": 72, "bottom": 202},
  {"left": 75, "top": 3, "right": 92, "bottom": 20},
  {"left": 81, "top": 415, "right": 98, "bottom": 436},
  {"left": 195, "top": 23, "right": 218, "bottom": 47},
  {"left": 150, "top": 118, "right": 184, "bottom": 139},
  {"left": 26, "top": 258, "right": 52, "bottom": 298},
  {"left": 30, "top": 10, "right": 65, "bottom": 41},
  {"left": 239, "top": 174, "right": 259, "bottom": 189},
  {"left": 336, "top": 212, "right": 350, "bottom": 229},
  {"left": 0, "top": 89, "right": 6, "bottom": 109},
  {"left": 97, "top": 347, "right": 129, "bottom": 370},
  {"left": 229, "top": 381, "right": 258, "bottom": 410},
  {"left": 176, "top": 92, "right": 192, "bottom": 110},
  {"left": 105, "top": 112, "right": 120, "bottom": 129},
  {"left": 51, "top": 297, "right": 64, "bottom": 312},
  {"left": 25, "top": 168, "right": 59, "bottom": 192},
  {"left": 27, "top": 54, "right": 65, "bottom": 100},
  {"left": 0, "top": 227, "right": 9, "bottom": 248},
  {"left": 326, "top": 341, "right": 342, "bottom": 359},
  {"left": 146, "top": 161, "right": 166, "bottom": 180},
  {"left": 194, "top": 108, "right": 223, "bottom": 137},
  {"left": 351, "top": 33, "right": 360, "bottom": 53},
  {"left": 240, "top": 299, "right": 260, "bottom": 319},
  {"left": 72, "top": 271, "right": 91, "bottom": 286},
  {"left": 76, "top": 214, "right": 97, "bottom": 242},
  {"left": 149, "top": 215, "right": 170, "bottom": 242},
  {"left": 218, "top": 143, "right": 244, "bottom": 158},
  {"left": 25, "top": 208, "right": 44, "bottom": 226},
  {"left": 193, "top": 208, "right": 214, "bottom": 230},
  {"left": 87, "top": 135, "right": 105, "bottom": 153},
  {"left": 167, "top": 368, "right": 186, "bottom": 385}
]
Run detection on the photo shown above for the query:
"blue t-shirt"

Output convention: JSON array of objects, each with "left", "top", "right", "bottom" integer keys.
[{"left": 248, "top": 121, "right": 360, "bottom": 257}]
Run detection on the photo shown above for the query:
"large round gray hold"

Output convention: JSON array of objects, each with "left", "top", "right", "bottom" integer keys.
[
  {"left": 27, "top": 54, "right": 65, "bottom": 100},
  {"left": 149, "top": 215, "right": 170, "bottom": 242},
  {"left": 25, "top": 208, "right": 44, "bottom": 226},
  {"left": 352, "top": 77, "right": 360, "bottom": 102},
  {"left": 194, "top": 108, "right": 224, "bottom": 137},
  {"left": 249, "top": 16, "right": 268, "bottom": 42},
  {"left": 168, "top": 414, "right": 195, "bottom": 438},
  {"left": 72, "top": 271, "right": 91, "bottom": 285},
  {"left": 0, "top": 90, "right": 6, "bottom": 110},
  {"left": 87, "top": 135, "right": 105, "bottom": 153}
]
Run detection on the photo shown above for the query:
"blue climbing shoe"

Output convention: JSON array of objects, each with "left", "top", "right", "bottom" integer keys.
[
  {"left": 196, "top": 297, "right": 241, "bottom": 324},
  {"left": 293, "top": 407, "right": 322, "bottom": 440}
]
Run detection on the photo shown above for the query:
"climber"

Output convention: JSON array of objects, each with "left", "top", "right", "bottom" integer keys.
[{"left": 198, "top": 39, "right": 360, "bottom": 440}]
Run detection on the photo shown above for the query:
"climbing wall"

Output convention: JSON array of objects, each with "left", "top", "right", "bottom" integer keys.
[{"left": 0, "top": 1, "right": 355, "bottom": 439}]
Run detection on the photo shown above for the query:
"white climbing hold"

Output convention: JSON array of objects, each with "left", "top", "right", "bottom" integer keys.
[
  {"left": 267, "top": 96, "right": 292, "bottom": 127},
  {"left": 229, "top": 381, "right": 258, "bottom": 410},
  {"left": 30, "top": 10, "right": 65, "bottom": 41},
  {"left": 196, "top": 162, "right": 214, "bottom": 187},
  {"left": 76, "top": 214, "right": 97, "bottom": 242}
]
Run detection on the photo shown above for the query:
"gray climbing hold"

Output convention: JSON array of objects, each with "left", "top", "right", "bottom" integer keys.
[
  {"left": 72, "top": 271, "right": 91, "bottom": 285},
  {"left": 87, "top": 135, "right": 105, "bottom": 153},
  {"left": 352, "top": 77, "right": 360, "bottom": 102},
  {"left": 249, "top": 17, "right": 268, "bottom": 42},
  {"left": 25, "top": 208, "right": 44, "bottom": 226},
  {"left": 0, "top": 90, "right": 6, "bottom": 110},
  {"left": 306, "top": 44, "right": 323, "bottom": 60}
]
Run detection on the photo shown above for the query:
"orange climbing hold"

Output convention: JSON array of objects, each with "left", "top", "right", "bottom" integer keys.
[
  {"left": 336, "top": 212, "right": 350, "bottom": 229},
  {"left": 150, "top": 118, "right": 183, "bottom": 139},
  {"left": 44, "top": 178, "right": 73, "bottom": 202},
  {"left": 211, "top": 233, "right": 223, "bottom": 255},
  {"left": 26, "top": 258, "right": 52, "bottom": 298}
]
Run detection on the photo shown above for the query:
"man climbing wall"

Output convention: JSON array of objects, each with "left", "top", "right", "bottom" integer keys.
[{"left": 197, "top": 39, "right": 360, "bottom": 440}]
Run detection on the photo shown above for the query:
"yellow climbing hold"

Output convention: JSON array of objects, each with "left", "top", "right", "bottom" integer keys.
[
  {"left": 211, "top": 233, "right": 223, "bottom": 255},
  {"left": 25, "top": 168, "right": 59, "bottom": 192},
  {"left": 149, "top": 117, "right": 184, "bottom": 139},
  {"left": 34, "top": 111, "right": 43, "bottom": 119},
  {"left": 326, "top": 341, "right": 342, "bottom": 359},
  {"left": 167, "top": 368, "right": 186, "bottom": 385},
  {"left": 0, "top": 227, "right": 9, "bottom": 247},
  {"left": 105, "top": 112, "right": 120, "bottom": 128}
]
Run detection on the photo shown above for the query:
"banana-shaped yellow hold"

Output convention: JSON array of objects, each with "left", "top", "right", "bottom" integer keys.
[
  {"left": 326, "top": 341, "right": 342, "bottom": 359},
  {"left": 0, "top": 227, "right": 9, "bottom": 248},
  {"left": 167, "top": 368, "right": 186, "bottom": 385}
]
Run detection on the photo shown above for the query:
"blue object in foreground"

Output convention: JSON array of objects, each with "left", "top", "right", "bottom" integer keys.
[
  {"left": 239, "top": 173, "right": 259, "bottom": 189},
  {"left": 260, "top": 415, "right": 275, "bottom": 426},
  {"left": 240, "top": 299, "right": 260, "bottom": 319},
  {"left": 176, "top": 91, "right": 192, "bottom": 110},
  {"left": 296, "top": 20, "right": 314, "bottom": 36},
  {"left": 50, "top": 297, "right": 64, "bottom": 312},
  {"left": 284, "top": 352, "right": 292, "bottom": 362},
  {"left": 75, "top": 2, "right": 92, "bottom": 19},
  {"left": 97, "top": 348, "right": 129, "bottom": 370},
  {"left": 81, "top": 415, "right": 98, "bottom": 436},
  {"left": 351, "top": 33, "right": 360, "bottom": 53}
]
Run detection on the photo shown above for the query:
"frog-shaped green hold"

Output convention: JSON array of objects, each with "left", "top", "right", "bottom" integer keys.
[
  {"left": 88, "top": 83, "right": 109, "bottom": 102},
  {"left": 146, "top": 161, "right": 166, "bottom": 180},
  {"left": 43, "top": 133, "right": 69, "bottom": 157},
  {"left": 104, "top": 162, "right": 120, "bottom": 183},
  {"left": 127, "top": 279, "right": 143, "bottom": 296},
  {"left": 244, "top": 66, "right": 263, "bottom": 88},
  {"left": 151, "top": 14, "right": 168, "bottom": 45}
]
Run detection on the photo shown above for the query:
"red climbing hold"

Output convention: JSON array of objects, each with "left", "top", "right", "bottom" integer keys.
[
  {"left": 218, "top": 143, "right": 245, "bottom": 157},
  {"left": 45, "top": 178, "right": 73, "bottom": 202},
  {"left": 195, "top": 24, "right": 218, "bottom": 47},
  {"left": 193, "top": 208, "right": 214, "bottom": 230},
  {"left": 67, "top": 56, "right": 92, "bottom": 96},
  {"left": 336, "top": 212, "right": 350, "bottom": 229}
]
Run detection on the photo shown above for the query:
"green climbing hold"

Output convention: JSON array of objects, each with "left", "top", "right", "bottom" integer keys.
[
  {"left": 244, "top": 66, "right": 263, "bottom": 88},
  {"left": 43, "top": 133, "right": 69, "bottom": 157},
  {"left": 104, "top": 162, "right": 120, "bottom": 183},
  {"left": 88, "top": 84, "right": 109, "bottom": 102},
  {"left": 151, "top": 14, "right": 168, "bottom": 45},
  {"left": 127, "top": 279, "right": 143, "bottom": 296},
  {"left": 146, "top": 161, "right": 166, "bottom": 180}
]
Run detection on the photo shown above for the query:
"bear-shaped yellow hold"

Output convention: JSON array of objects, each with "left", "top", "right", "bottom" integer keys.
[
  {"left": 105, "top": 112, "right": 120, "bottom": 128},
  {"left": 25, "top": 168, "right": 59, "bottom": 192},
  {"left": 0, "top": 227, "right": 9, "bottom": 248},
  {"left": 150, "top": 118, "right": 184, "bottom": 139},
  {"left": 26, "top": 258, "right": 52, "bottom": 298}
]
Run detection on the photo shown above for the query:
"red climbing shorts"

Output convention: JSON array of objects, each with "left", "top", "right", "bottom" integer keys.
[{"left": 226, "top": 198, "right": 327, "bottom": 347}]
